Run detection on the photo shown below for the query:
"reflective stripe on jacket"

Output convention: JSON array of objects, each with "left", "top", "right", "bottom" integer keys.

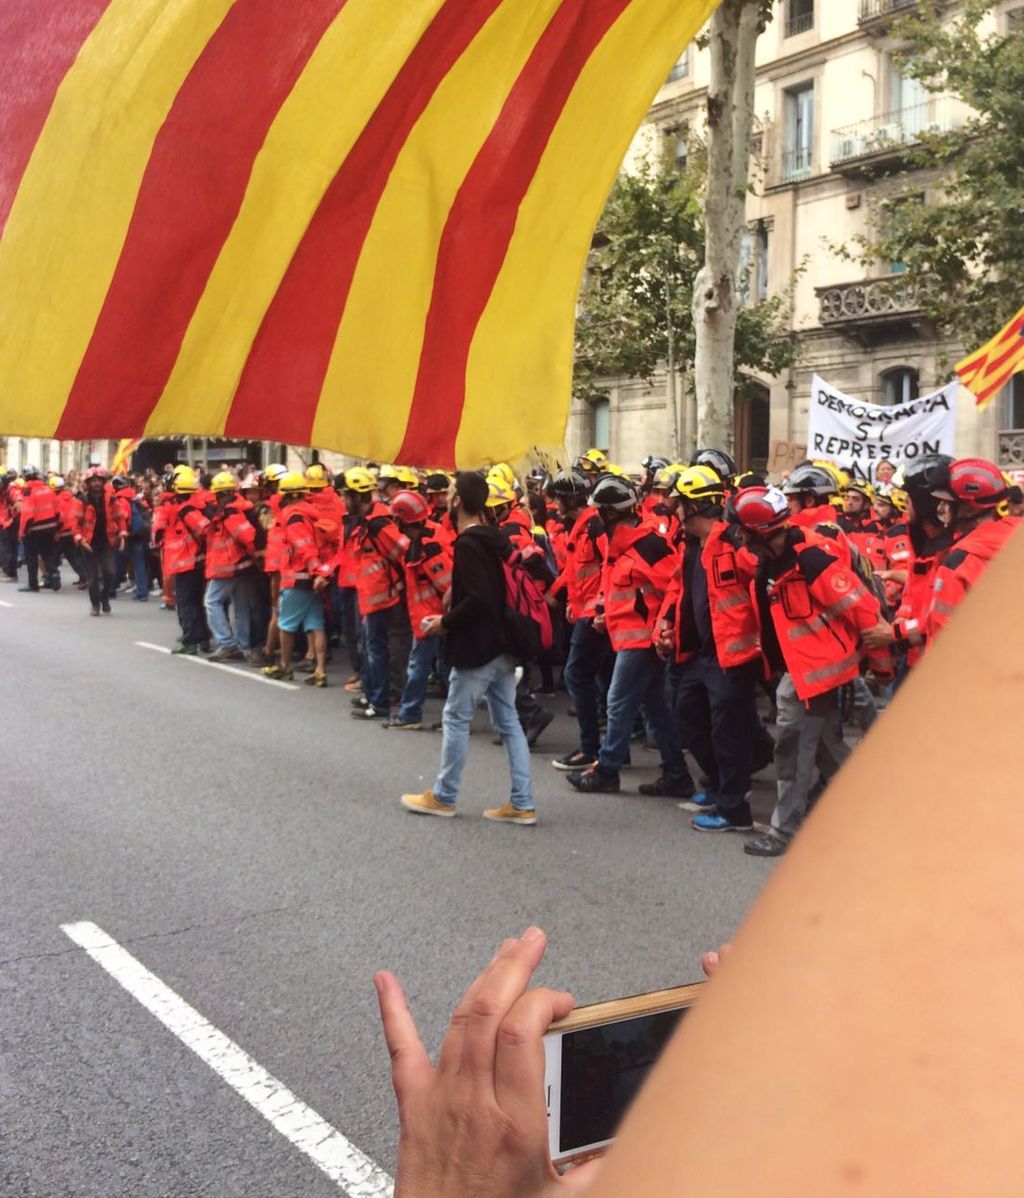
[
  {"left": 19, "top": 480, "right": 60, "bottom": 536},
  {"left": 163, "top": 499, "right": 212, "bottom": 576},
  {"left": 558, "top": 508, "right": 606, "bottom": 620},
  {"left": 75, "top": 487, "right": 126, "bottom": 548},
  {"left": 600, "top": 521, "right": 677, "bottom": 652},
  {"left": 205, "top": 497, "right": 257, "bottom": 579},
  {"left": 353, "top": 501, "right": 409, "bottom": 614},
  {"left": 279, "top": 500, "right": 332, "bottom": 589},
  {"left": 923, "top": 517, "right": 1020, "bottom": 644},
  {"left": 403, "top": 524, "right": 453, "bottom": 636}
]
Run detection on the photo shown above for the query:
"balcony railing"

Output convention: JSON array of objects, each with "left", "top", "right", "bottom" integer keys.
[
  {"left": 817, "top": 276, "right": 932, "bottom": 326},
  {"left": 859, "top": 0, "right": 919, "bottom": 24},
  {"left": 999, "top": 429, "right": 1024, "bottom": 468},
  {"left": 780, "top": 146, "right": 813, "bottom": 184},
  {"left": 786, "top": 8, "right": 815, "bottom": 36},
  {"left": 830, "top": 96, "right": 971, "bottom": 168}
]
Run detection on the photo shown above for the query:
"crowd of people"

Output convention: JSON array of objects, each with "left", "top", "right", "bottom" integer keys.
[{"left": 0, "top": 447, "right": 1019, "bottom": 854}]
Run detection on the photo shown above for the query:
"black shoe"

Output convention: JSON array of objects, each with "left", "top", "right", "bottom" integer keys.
[
  {"left": 351, "top": 695, "right": 370, "bottom": 708},
  {"left": 552, "top": 750, "right": 598, "bottom": 772},
  {"left": 525, "top": 709, "right": 554, "bottom": 748},
  {"left": 351, "top": 705, "right": 387, "bottom": 721},
  {"left": 17, "top": 585, "right": 40, "bottom": 592},
  {"left": 567, "top": 767, "right": 621, "bottom": 794},
  {"left": 101, "top": 600, "right": 111, "bottom": 613},
  {"left": 638, "top": 772, "right": 695, "bottom": 798},
  {"left": 744, "top": 835, "right": 787, "bottom": 858}
]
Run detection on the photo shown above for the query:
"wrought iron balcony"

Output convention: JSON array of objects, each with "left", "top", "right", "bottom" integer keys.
[
  {"left": 830, "top": 96, "right": 971, "bottom": 171},
  {"left": 859, "top": 0, "right": 920, "bottom": 26},
  {"left": 816, "top": 275, "right": 932, "bottom": 328},
  {"left": 779, "top": 146, "right": 813, "bottom": 184},
  {"left": 999, "top": 429, "right": 1024, "bottom": 468},
  {"left": 785, "top": 8, "right": 814, "bottom": 37}
]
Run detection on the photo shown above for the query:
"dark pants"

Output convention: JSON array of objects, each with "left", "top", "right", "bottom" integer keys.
[
  {"left": 363, "top": 607, "right": 395, "bottom": 711},
  {"left": 333, "top": 585, "right": 362, "bottom": 674},
  {"left": 598, "top": 647, "right": 687, "bottom": 778},
  {"left": 23, "top": 529, "right": 57, "bottom": 590},
  {"left": 84, "top": 543, "right": 116, "bottom": 609},
  {"left": 674, "top": 655, "right": 759, "bottom": 825},
  {"left": 57, "top": 533, "right": 84, "bottom": 582},
  {"left": 174, "top": 564, "right": 210, "bottom": 646},
  {"left": 125, "top": 536, "right": 148, "bottom": 599},
  {"left": 563, "top": 618, "right": 615, "bottom": 757},
  {"left": 0, "top": 524, "right": 19, "bottom": 578}
]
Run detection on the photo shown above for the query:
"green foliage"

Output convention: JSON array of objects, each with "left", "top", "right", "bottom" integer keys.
[
  {"left": 842, "top": 1, "right": 1024, "bottom": 352},
  {"left": 573, "top": 150, "right": 799, "bottom": 404}
]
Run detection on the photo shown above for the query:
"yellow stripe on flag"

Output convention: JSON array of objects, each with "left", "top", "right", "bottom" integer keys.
[
  {"left": 459, "top": 0, "right": 719, "bottom": 466},
  {"left": 972, "top": 339, "right": 1024, "bottom": 411},
  {"left": 111, "top": 438, "right": 141, "bottom": 474},
  {"left": 0, "top": 0, "right": 234, "bottom": 438},
  {"left": 955, "top": 302, "right": 1024, "bottom": 386},
  {"left": 144, "top": 0, "right": 448, "bottom": 439},
  {"left": 309, "top": 0, "right": 565, "bottom": 460}
]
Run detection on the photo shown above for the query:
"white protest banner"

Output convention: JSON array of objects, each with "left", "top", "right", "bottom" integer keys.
[{"left": 806, "top": 375, "right": 957, "bottom": 481}]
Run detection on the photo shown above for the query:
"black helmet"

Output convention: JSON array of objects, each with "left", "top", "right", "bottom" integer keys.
[
  {"left": 22, "top": 464, "right": 41, "bottom": 480},
  {"left": 110, "top": 474, "right": 129, "bottom": 490},
  {"left": 545, "top": 468, "right": 590, "bottom": 499},
  {"left": 590, "top": 472, "right": 640, "bottom": 512},
  {"left": 690, "top": 448, "right": 736, "bottom": 482},
  {"left": 900, "top": 453, "right": 954, "bottom": 496},
  {"left": 781, "top": 463, "right": 836, "bottom": 498},
  {"left": 641, "top": 454, "right": 670, "bottom": 473}
]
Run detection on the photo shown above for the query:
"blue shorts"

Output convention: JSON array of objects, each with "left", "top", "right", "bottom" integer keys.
[{"left": 279, "top": 586, "right": 325, "bottom": 634}]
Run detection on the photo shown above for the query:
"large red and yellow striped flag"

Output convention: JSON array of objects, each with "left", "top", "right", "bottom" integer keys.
[
  {"left": 955, "top": 302, "right": 1024, "bottom": 412},
  {"left": 0, "top": 0, "right": 716, "bottom": 469}
]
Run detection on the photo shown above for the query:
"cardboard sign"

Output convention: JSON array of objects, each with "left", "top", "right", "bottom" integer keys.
[{"left": 767, "top": 440, "right": 807, "bottom": 476}]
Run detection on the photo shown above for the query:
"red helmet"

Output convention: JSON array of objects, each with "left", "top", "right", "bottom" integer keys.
[
  {"left": 726, "top": 485, "right": 790, "bottom": 535},
  {"left": 84, "top": 466, "right": 110, "bottom": 481},
  {"left": 390, "top": 489, "right": 430, "bottom": 523},
  {"left": 932, "top": 457, "right": 1008, "bottom": 514}
]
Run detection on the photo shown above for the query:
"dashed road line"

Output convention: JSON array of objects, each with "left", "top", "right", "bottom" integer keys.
[
  {"left": 0, "top": 599, "right": 15, "bottom": 608},
  {"left": 61, "top": 921, "right": 394, "bottom": 1198},
  {"left": 135, "top": 641, "right": 300, "bottom": 690}
]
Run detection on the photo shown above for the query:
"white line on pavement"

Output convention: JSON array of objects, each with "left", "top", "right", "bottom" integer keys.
[
  {"left": 61, "top": 921, "right": 394, "bottom": 1198},
  {"left": 134, "top": 641, "right": 300, "bottom": 690},
  {"left": 0, "top": 600, "right": 14, "bottom": 608}
]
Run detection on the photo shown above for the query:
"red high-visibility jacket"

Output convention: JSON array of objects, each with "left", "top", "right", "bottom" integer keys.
[
  {"left": 838, "top": 513, "right": 879, "bottom": 562},
  {"left": 599, "top": 520, "right": 678, "bottom": 652},
  {"left": 546, "top": 514, "right": 572, "bottom": 575},
  {"left": 658, "top": 522, "right": 760, "bottom": 670},
  {"left": 163, "top": 497, "right": 212, "bottom": 576},
  {"left": 923, "top": 517, "right": 1020, "bottom": 643},
  {"left": 0, "top": 486, "right": 15, "bottom": 529},
  {"left": 75, "top": 487, "right": 126, "bottom": 548},
  {"left": 753, "top": 527, "right": 887, "bottom": 702},
  {"left": 263, "top": 494, "right": 286, "bottom": 574},
  {"left": 892, "top": 528, "right": 951, "bottom": 668},
  {"left": 205, "top": 496, "right": 257, "bottom": 579},
  {"left": 403, "top": 523, "right": 453, "bottom": 637},
  {"left": 307, "top": 488, "right": 344, "bottom": 559},
  {"left": 19, "top": 480, "right": 60, "bottom": 536},
  {"left": 643, "top": 501, "right": 682, "bottom": 547},
  {"left": 56, "top": 490, "right": 79, "bottom": 535},
  {"left": 279, "top": 499, "right": 333, "bottom": 590},
  {"left": 553, "top": 508, "right": 606, "bottom": 621},
  {"left": 353, "top": 501, "right": 409, "bottom": 614}
]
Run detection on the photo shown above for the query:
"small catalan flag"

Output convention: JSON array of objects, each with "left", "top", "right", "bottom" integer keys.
[{"left": 955, "top": 302, "right": 1024, "bottom": 412}]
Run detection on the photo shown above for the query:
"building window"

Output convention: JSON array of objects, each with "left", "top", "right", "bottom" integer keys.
[
  {"left": 786, "top": 0, "right": 814, "bottom": 37},
  {"left": 1003, "top": 375, "right": 1024, "bottom": 429},
  {"left": 739, "top": 222, "right": 770, "bottom": 304},
  {"left": 667, "top": 47, "right": 691, "bottom": 82},
  {"left": 1009, "top": 7, "right": 1024, "bottom": 32},
  {"left": 782, "top": 83, "right": 814, "bottom": 182},
  {"left": 590, "top": 396, "right": 610, "bottom": 450},
  {"left": 670, "top": 125, "right": 689, "bottom": 170},
  {"left": 881, "top": 366, "right": 919, "bottom": 406}
]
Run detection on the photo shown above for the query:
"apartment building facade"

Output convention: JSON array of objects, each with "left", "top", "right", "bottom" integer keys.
[{"left": 568, "top": 0, "right": 1024, "bottom": 476}]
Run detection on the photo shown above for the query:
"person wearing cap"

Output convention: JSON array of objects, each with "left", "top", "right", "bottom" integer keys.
[
  {"left": 262, "top": 473, "right": 332, "bottom": 685},
  {"left": 728, "top": 485, "right": 892, "bottom": 857},
  {"left": 203, "top": 471, "right": 260, "bottom": 662},
  {"left": 424, "top": 472, "right": 455, "bottom": 539}
]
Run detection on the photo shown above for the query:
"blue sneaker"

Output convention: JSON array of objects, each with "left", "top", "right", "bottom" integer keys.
[
  {"left": 677, "top": 791, "right": 716, "bottom": 813},
  {"left": 690, "top": 811, "right": 754, "bottom": 833}
]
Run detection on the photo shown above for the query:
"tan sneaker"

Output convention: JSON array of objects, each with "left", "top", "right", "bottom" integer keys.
[
  {"left": 401, "top": 790, "right": 457, "bottom": 818},
  {"left": 483, "top": 803, "right": 537, "bottom": 826}
]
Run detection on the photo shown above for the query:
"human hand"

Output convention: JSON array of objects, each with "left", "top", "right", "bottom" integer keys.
[
  {"left": 419, "top": 615, "right": 444, "bottom": 638},
  {"left": 861, "top": 620, "right": 894, "bottom": 650},
  {"left": 701, "top": 943, "right": 733, "bottom": 978},
  {"left": 376, "top": 928, "right": 602, "bottom": 1198},
  {"left": 313, "top": 575, "right": 328, "bottom": 593},
  {"left": 79, "top": 541, "right": 93, "bottom": 554},
  {"left": 592, "top": 614, "right": 606, "bottom": 634}
]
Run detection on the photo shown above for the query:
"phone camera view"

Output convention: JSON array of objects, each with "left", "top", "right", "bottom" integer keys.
[{"left": 560, "top": 1007, "right": 688, "bottom": 1153}]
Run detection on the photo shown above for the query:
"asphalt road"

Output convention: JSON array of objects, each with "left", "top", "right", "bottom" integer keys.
[{"left": 1, "top": 582, "right": 779, "bottom": 1196}]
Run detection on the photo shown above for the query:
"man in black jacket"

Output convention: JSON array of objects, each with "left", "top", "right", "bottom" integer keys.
[{"left": 401, "top": 472, "right": 536, "bottom": 825}]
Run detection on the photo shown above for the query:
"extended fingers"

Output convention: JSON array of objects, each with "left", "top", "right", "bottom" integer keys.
[
  {"left": 493, "top": 986, "right": 575, "bottom": 1125},
  {"left": 375, "top": 971, "right": 432, "bottom": 1100}
]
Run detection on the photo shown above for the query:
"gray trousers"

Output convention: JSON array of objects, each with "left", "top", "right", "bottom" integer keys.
[{"left": 771, "top": 673, "right": 849, "bottom": 842}]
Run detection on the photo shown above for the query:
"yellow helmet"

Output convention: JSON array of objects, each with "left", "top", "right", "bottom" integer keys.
[
  {"left": 173, "top": 466, "right": 199, "bottom": 494},
  {"left": 653, "top": 463, "right": 686, "bottom": 493},
  {"left": 278, "top": 471, "right": 309, "bottom": 494},
  {"left": 875, "top": 483, "right": 908, "bottom": 513},
  {"left": 843, "top": 477, "right": 876, "bottom": 502},
  {"left": 304, "top": 463, "right": 330, "bottom": 489},
  {"left": 263, "top": 462, "right": 287, "bottom": 483},
  {"left": 343, "top": 466, "right": 377, "bottom": 494},
  {"left": 211, "top": 471, "right": 239, "bottom": 493},
  {"left": 674, "top": 464, "right": 726, "bottom": 506},
  {"left": 394, "top": 465, "right": 420, "bottom": 487},
  {"left": 604, "top": 463, "right": 628, "bottom": 478},
  {"left": 486, "top": 479, "right": 517, "bottom": 508},
  {"left": 489, "top": 462, "right": 517, "bottom": 489},
  {"left": 48, "top": 475, "right": 66, "bottom": 491},
  {"left": 578, "top": 448, "right": 609, "bottom": 475}
]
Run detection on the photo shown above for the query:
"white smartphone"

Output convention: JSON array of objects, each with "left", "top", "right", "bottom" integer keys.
[{"left": 543, "top": 982, "right": 704, "bottom": 1168}]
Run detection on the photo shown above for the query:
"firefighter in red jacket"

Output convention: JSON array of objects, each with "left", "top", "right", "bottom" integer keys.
[
  {"left": 202, "top": 471, "right": 264, "bottom": 663},
  {"left": 163, "top": 467, "right": 212, "bottom": 654},
  {"left": 0, "top": 469, "right": 19, "bottom": 582},
  {"left": 18, "top": 466, "right": 61, "bottom": 592},
  {"left": 74, "top": 467, "right": 126, "bottom": 615},
  {"left": 567, "top": 474, "right": 693, "bottom": 797},
  {"left": 258, "top": 463, "right": 289, "bottom": 666},
  {"left": 151, "top": 472, "right": 179, "bottom": 610},
  {"left": 385, "top": 489, "right": 453, "bottom": 730},
  {"left": 50, "top": 475, "right": 85, "bottom": 588},
  {"left": 838, "top": 478, "right": 879, "bottom": 559},
  {"left": 728, "top": 486, "right": 892, "bottom": 857},
  {"left": 344, "top": 466, "right": 410, "bottom": 719},
  {"left": 656, "top": 466, "right": 761, "bottom": 832}
]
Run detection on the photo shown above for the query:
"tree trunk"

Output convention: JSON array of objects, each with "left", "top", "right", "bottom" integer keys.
[{"left": 692, "top": 0, "right": 759, "bottom": 454}]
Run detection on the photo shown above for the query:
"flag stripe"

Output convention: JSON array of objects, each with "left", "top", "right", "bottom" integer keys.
[
  {"left": 55, "top": 0, "right": 348, "bottom": 440},
  {"left": 970, "top": 343, "right": 1024, "bottom": 409},
  {"left": 309, "top": 0, "right": 565, "bottom": 459},
  {"left": 970, "top": 330, "right": 1024, "bottom": 397},
  {"left": 0, "top": 0, "right": 111, "bottom": 237},
  {"left": 143, "top": 0, "right": 450, "bottom": 442},
  {"left": 223, "top": 0, "right": 505, "bottom": 445},
  {"left": 0, "top": 0, "right": 235, "bottom": 439},
  {"left": 955, "top": 303, "right": 1024, "bottom": 381},
  {"left": 394, "top": 0, "right": 630, "bottom": 467},
  {"left": 458, "top": 0, "right": 719, "bottom": 466}
]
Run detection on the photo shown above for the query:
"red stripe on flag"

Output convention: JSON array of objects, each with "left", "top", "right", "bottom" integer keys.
[
  {"left": 969, "top": 328, "right": 1024, "bottom": 396},
  {"left": 395, "top": 0, "right": 630, "bottom": 467},
  {"left": 959, "top": 311, "right": 1024, "bottom": 383},
  {"left": 0, "top": 1, "right": 112, "bottom": 237},
  {"left": 224, "top": 0, "right": 506, "bottom": 445},
  {"left": 971, "top": 341, "right": 1024, "bottom": 408},
  {"left": 54, "top": 0, "right": 348, "bottom": 440}
]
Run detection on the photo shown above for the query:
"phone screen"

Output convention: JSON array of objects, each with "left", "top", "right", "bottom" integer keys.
[{"left": 557, "top": 1006, "right": 688, "bottom": 1154}]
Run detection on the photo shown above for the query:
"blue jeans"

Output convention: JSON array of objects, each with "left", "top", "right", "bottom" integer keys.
[
  {"left": 563, "top": 618, "right": 615, "bottom": 756},
  {"left": 399, "top": 636, "right": 440, "bottom": 724},
  {"left": 598, "top": 647, "right": 684, "bottom": 776},
  {"left": 434, "top": 654, "right": 533, "bottom": 810},
  {"left": 125, "top": 536, "right": 148, "bottom": 599},
  {"left": 363, "top": 608, "right": 394, "bottom": 712},
  {"left": 205, "top": 576, "right": 238, "bottom": 649}
]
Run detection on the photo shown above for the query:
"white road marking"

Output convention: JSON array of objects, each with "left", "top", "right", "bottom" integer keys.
[
  {"left": 0, "top": 600, "right": 14, "bottom": 608},
  {"left": 134, "top": 641, "right": 300, "bottom": 690},
  {"left": 61, "top": 922, "right": 394, "bottom": 1198}
]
